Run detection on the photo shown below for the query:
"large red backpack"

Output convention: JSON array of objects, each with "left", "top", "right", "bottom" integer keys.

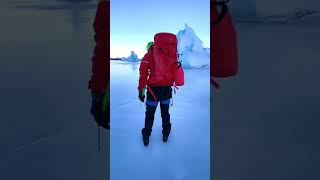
[
  {"left": 211, "top": 0, "right": 238, "bottom": 88},
  {"left": 153, "top": 33, "right": 184, "bottom": 87}
]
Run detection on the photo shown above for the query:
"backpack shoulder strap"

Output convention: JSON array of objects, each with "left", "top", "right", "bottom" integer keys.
[{"left": 212, "top": 1, "right": 229, "bottom": 25}]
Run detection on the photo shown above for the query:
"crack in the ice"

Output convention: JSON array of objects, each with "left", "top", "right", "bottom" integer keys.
[
  {"left": 0, "top": 124, "right": 85, "bottom": 161},
  {"left": 111, "top": 100, "right": 137, "bottom": 111}
]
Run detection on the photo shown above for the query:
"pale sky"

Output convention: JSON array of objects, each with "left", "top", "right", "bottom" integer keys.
[{"left": 110, "top": 0, "right": 210, "bottom": 59}]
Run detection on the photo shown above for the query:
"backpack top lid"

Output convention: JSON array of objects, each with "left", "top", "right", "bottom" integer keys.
[{"left": 154, "top": 33, "right": 177, "bottom": 47}]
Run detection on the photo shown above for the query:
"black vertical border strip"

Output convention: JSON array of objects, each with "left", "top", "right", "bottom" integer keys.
[
  {"left": 106, "top": 1, "right": 110, "bottom": 180},
  {"left": 210, "top": 1, "right": 214, "bottom": 179}
]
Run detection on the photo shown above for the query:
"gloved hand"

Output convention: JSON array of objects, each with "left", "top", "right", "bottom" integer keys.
[
  {"left": 90, "top": 90, "right": 109, "bottom": 129},
  {"left": 138, "top": 88, "right": 146, "bottom": 102}
]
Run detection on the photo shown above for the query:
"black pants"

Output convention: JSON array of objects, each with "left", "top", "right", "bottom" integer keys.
[
  {"left": 142, "top": 104, "right": 171, "bottom": 137},
  {"left": 142, "top": 86, "right": 172, "bottom": 137}
]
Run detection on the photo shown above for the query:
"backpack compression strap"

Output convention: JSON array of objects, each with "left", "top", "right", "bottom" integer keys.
[
  {"left": 146, "top": 86, "right": 158, "bottom": 102},
  {"left": 211, "top": 77, "right": 220, "bottom": 89}
]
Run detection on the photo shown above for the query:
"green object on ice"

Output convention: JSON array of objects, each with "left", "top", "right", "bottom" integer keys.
[
  {"left": 146, "top": 42, "right": 154, "bottom": 51},
  {"left": 101, "top": 83, "right": 109, "bottom": 112}
]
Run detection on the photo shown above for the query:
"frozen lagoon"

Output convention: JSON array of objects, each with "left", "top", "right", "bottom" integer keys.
[{"left": 110, "top": 61, "right": 210, "bottom": 180}]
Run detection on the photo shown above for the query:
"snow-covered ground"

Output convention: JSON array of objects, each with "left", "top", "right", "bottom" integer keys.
[
  {"left": 110, "top": 61, "right": 210, "bottom": 180},
  {"left": 212, "top": 18, "right": 320, "bottom": 179},
  {"left": 0, "top": 1, "right": 109, "bottom": 179}
]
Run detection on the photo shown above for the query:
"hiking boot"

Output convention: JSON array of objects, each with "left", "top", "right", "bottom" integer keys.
[
  {"left": 141, "top": 128, "right": 150, "bottom": 146},
  {"left": 143, "top": 136, "right": 149, "bottom": 146},
  {"left": 163, "top": 136, "right": 168, "bottom": 142}
]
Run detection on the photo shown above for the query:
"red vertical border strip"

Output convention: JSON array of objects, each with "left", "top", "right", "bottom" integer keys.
[
  {"left": 210, "top": 0, "right": 214, "bottom": 82},
  {"left": 88, "top": 0, "right": 110, "bottom": 179}
]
